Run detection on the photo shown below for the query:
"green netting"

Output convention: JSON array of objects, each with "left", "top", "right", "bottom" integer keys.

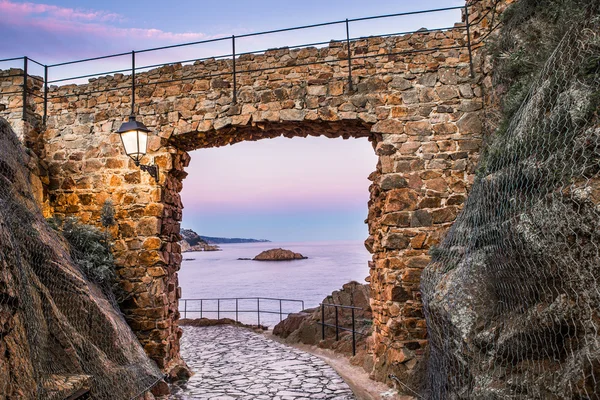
[
  {"left": 0, "top": 118, "right": 162, "bottom": 399},
  {"left": 422, "top": 3, "right": 600, "bottom": 399}
]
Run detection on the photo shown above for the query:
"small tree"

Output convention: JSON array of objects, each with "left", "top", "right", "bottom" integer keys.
[
  {"left": 100, "top": 199, "right": 116, "bottom": 252},
  {"left": 100, "top": 200, "right": 116, "bottom": 229}
]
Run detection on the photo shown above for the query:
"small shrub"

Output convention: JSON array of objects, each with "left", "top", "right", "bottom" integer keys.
[{"left": 48, "top": 216, "right": 120, "bottom": 298}]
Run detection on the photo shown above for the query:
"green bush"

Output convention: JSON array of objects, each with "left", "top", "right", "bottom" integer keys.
[{"left": 48, "top": 216, "right": 119, "bottom": 296}]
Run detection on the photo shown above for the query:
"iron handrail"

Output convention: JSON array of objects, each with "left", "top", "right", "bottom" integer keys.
[
  {"left": 179, "top": 297, "right": 305, "bottom": 327},
  {"left": 183, "top": 296, "right": 305, "bottom": 303},
  {"left": 46, "top": 25, "right": 460, "bottom": 85},
  {"left": 42, "top": 5, "right": 465, "bottom": 69},
  {"left": 0, "top": 4, "right": 500, "bottom": 125},
  {"left": 321, "top": 303, "right": 363, "bottom": 310},
  {"left": 47, "top": 51, "right": 133, "bottom": 68},
  {"left": 0, "top": 3, "right": 481, "bottom": 72},
  {"left": 0, "top": 56, "right": 26, "bottom": 63},
  {"left": 318, "top": 302, "right": 371, "bottom": 356},
  {"left": 42, "top": 43, "right": 467, "bottom": 101},
  {"left": 26, "top": 57, "right": 45, "bottom": 68}
]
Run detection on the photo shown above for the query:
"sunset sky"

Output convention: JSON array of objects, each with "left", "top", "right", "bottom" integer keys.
[{"left": 1, "top": 0, "right": 462, "bottom": 241}]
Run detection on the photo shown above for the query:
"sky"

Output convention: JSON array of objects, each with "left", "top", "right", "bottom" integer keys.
[
  {"left": 181, "top": 137, "right": 376, "bottom": 242},
  {"left": 0, "top": 0, "right": 463, "bottom": 241}
]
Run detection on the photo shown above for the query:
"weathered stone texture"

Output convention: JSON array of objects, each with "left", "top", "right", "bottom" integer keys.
[
  {"left": 0, "top": 118, "right": 163, "bottom": 399},
  {"left": 273, "top": 281, "right": 373, "bottom": 370},
  {"left": 0, "top": 0, "right": 505, "bottom": 385},
  {"left": 0, "top": 69, "right": 44, "bottom": 150},
  {"left": 422, "top": 0, "right": 600, "bottom": 397}
]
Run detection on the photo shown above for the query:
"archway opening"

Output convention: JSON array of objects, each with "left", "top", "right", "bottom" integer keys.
[{"left": 177, "top": 131, "right": 378, "bottom": 327}]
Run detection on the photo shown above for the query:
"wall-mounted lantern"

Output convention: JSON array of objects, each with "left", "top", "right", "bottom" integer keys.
[
  {"left": 116, "top": 116, "right": 158, "bottom": 183},
  {"left": 116, "top": 50, "right": 159, "bottom": 183}
]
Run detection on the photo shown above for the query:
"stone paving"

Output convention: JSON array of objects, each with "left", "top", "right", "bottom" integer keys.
[{"left": 169, "top": 325, "right": 356, "bottom": 400}]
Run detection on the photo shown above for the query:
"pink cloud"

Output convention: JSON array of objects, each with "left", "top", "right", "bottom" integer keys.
[
  {"left": 0, "top": 0, "right": 124, "bottom": 22},
  {"left": 0, "top": 0, "right": 211, "bottom": 43}
]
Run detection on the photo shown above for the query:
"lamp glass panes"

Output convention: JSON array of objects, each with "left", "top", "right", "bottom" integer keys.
[{"left": 116, "top": 116, "right": 150, "bottom": 164}]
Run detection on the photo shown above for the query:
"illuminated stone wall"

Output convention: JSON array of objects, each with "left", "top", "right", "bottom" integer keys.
[{"left": 0, "top": 0, "right": 506, "bottom": 385}]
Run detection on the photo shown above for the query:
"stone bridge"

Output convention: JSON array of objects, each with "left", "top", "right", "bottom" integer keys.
[{"left": 0, "top": 0, "right": 502, "bottom": 384}]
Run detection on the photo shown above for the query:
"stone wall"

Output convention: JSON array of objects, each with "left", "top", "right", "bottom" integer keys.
[
  {"left": 0, "top": 0, "right": 506, "bottom": 386},
  {"left": 0, "top": 69, "right": 43, "bottom": 151}
]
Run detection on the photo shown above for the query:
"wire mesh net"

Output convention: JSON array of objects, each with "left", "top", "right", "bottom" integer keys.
[
  {"left": 0, "top": 118, "right": 162, "bottom": 399},
  {"left": 422, "top": 6, "right": 600, "bottom": 399}
]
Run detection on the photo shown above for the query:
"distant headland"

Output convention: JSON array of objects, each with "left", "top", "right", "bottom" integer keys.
[
  {"left": 180, "top": 228, "right": 270, "bottom": 252},
  {"left": 199, "top": 235, "right": 271, "bottom": 244},
  {"left": 180, "top": 229, "right": 221, "bottom": 252}
]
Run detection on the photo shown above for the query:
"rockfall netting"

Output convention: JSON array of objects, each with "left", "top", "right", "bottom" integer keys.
[
  {"left": 0, "top": 118, "right": 163, "bottom": 399},
  {"left": 422, "top": 5, "right": 600, "bottom": 400}
]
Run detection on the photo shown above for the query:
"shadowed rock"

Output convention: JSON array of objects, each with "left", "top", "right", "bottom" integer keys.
[
  {"left": 421, "top": 10, "right": 600, "bottom": 398},
  {"left": 179, "top": 228, "right": 221, "bottom": 252},
  {"left": 273, "top": 282, "right": 373, "bottom": 372}
]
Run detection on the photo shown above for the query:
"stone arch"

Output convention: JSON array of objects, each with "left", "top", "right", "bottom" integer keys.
[
  {"left": 46, "top": 36, "right": 479, "bottom": 378},
  {"left": 0, "top": 0, "right": 506, "bottom": 381}
]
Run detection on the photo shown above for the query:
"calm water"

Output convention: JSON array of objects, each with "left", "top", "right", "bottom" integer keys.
[{"left": 178, "top": 241, "right": 370, "bottom": 327}]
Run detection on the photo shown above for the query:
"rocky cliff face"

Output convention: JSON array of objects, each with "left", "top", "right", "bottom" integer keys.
[
  {"left": 0, "top": 118, "right": 162, "bottom": 399},
  {"left": 179, "top": 228, "right": 220, "bottom": 252},
  {"left": 422, "top": 2, "right": 600, "bottom": 398}
]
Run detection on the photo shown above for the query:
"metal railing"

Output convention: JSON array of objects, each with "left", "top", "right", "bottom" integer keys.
[
  {"left": 179, "top": 297, "right": 305, "bottom": 327},
  {"left": 0, "top": 4, "right": 499, "bottom": 126},
  {"left": 318, "top": 303, "right": 369, "bottom": 356}
]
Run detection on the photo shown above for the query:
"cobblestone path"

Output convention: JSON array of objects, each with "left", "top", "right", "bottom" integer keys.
[{"left": 169, "top": 325, "right": 356, "bottom": 400}]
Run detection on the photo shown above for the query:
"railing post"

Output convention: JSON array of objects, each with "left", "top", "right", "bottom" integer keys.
[
  {"left": 257, "top": 298, "right": 260, "bottom": 326},
  {"left": 232, "top": 35, "right": 237, "bottom": 103},
  {"left": 279, "top": 299, "right": 283, "bottom": 322},
  {"left": 335, "top": 305, "right": 339, "bottom": 341},
  {"left": 345, "top": 19, "right": 353, "bottom": 93},
  {"left": 464, "top": 5, "right": 475, "bottom": 78},
  {"left": 321, "top": 304, "right": 325, "bottom": 340},
  {"left": 200, "top": 299, "right": 203, "bottom": 319},
  {"left": 22, "top": 56, "right": 28, "bottom": 121},
  {"left": 43, "top": 65, "right": 48, "bottom": 125},
  {"left": 184, "top": 299, "right": 187, "bottom": 319},
  {"left": 131, "top": 50, "right": 136, "bottom": 114},
  {"left": 351, "top": 308, "right": 356, "bottom": 356},
  {"left": 236, "top": 298, "right": 239, "bottom": 323},
  {"left": 218, "top": 299, "right": 220, "bottom": 320}
]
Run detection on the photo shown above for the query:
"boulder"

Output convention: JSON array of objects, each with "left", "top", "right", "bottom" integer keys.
[
  {"left": 253, "top": 248, "right": 307, "bottom": 261},
  {"left": 273, "top": 282, "right": 372, "bottom": 367},
  {"left": 272, "top": 309, "right": 317, "bottom": 339},
  {"left": 422, "top": 13, "right": 600, "bottom": 398}
]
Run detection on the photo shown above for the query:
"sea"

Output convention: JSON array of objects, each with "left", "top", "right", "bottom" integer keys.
[{"left": 177, "top": 240, "right": 371, "bottom": 327}]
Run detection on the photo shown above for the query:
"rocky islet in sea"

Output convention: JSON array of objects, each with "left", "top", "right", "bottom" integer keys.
[{"left": 238, "top": 248, "right": 308, "bottom": 261}]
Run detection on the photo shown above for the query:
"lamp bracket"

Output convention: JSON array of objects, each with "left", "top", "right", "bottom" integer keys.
[{"left": 139, "top": 163, "right": 159, "bottom": 183}]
